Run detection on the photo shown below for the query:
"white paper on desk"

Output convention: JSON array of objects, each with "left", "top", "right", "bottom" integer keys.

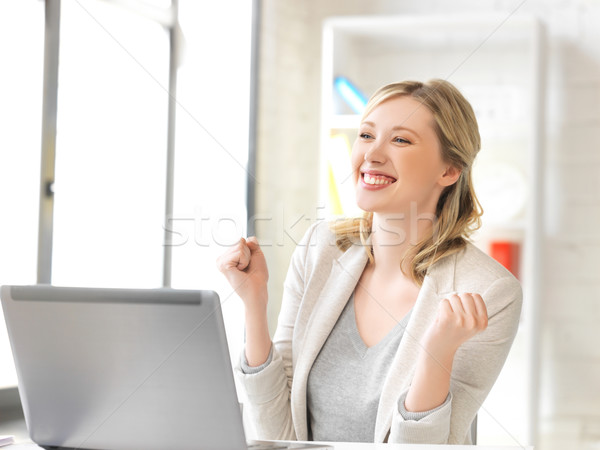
[
  {"left": 3, "top": 446, "right": 42, "bottom": 450},
  {"left": 0, "top": 436, "right": 14, "bottom": 447},
  {"left": 248, "top": 441, "right": 333, "bottom": 450}
]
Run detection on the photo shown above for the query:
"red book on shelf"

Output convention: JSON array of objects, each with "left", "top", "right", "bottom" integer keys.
[{"left": 490, "top": 241, "right": 520, "bottom": 279}]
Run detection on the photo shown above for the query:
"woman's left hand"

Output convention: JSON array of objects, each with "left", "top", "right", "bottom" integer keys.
[
  {"left": 404, "top": 293, "right": 489, "bottom": 413},
  {"left": 422, "top": 292, "right": 489, "bottom": 358}
]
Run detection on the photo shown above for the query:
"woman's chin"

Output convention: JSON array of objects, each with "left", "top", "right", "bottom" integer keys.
[
  {"left": 355, "top": 202, "right": 380, "bottom": 214},
  {"left": 355, "top": 194, "right": 390, "bottom": 213}
]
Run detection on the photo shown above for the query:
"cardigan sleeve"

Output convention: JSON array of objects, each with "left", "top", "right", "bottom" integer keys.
[
  {"left": 388, "top": 275, "right": 522, "bottom": 444},
  {"left": 233, "top": 223, "right": 318, "bottom": 441}
]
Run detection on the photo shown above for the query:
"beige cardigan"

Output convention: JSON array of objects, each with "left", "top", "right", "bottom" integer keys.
[{"left": 235, "top": 222, "right": 522, "bottom": 444}]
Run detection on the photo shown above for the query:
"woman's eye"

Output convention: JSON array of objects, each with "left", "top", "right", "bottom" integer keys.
[
  {"left": 359, "top": 132, "right": 373, "bottom": 139},
  {"left": 394, "top": 137, "right": 411, "bottom": 144}
]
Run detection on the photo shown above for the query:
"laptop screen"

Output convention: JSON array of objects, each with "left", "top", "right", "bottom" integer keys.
[{"left": 1, "top": 285, "right": 247, "bottom": 450}]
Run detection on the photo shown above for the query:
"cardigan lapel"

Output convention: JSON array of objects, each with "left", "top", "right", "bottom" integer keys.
[
  {"left": 374, "top": 251, "right": 458, "bottom": 442},
  {"left": 291, "top": 242, "right": 369, "bottom": 440}
]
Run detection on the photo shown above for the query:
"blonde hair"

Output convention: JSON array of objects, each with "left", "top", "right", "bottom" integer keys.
[{"left": 331, "top": 79, "right": 483, "bottom": 285}]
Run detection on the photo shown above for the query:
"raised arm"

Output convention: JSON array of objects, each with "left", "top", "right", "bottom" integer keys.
[
  {"left": 389, "top": 276, "right": 522, "bottom": 444},
  {"left": 405, "top": 292, "right": 488, "bottom": 412},
  {"left": 216, "top": 237, "right": 271, "bottom": 366}
]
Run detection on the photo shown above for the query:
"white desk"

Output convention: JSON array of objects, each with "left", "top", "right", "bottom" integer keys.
[
  {"left": 304, "top": 444, "right": 533, "bottom": 450},
  {"left": 274, "top": 443, "right": 533, "bottom": 450},
  {"left": 5, "top": 441, "right": 534, "bottom": 449}
]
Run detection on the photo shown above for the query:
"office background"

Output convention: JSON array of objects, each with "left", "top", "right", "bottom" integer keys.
[{"left": 1, "top": 0, "right": 600, "bottom": 449}]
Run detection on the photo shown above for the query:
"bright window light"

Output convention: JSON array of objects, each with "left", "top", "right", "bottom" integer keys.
[
  {"left": 0, "top": 0, "right": 252, "bottom": 389},
  {"left": 0, "top": 0, "right": 44, "bottom": 389}
]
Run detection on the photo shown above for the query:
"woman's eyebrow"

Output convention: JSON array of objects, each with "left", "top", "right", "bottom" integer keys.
[{"left": 361, "top": 120, "right": 420, "bottom": 137}]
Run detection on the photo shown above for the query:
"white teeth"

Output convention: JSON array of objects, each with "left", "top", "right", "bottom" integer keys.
[{"left": 364, "top": 173, "right": 393, "bottom": 185}]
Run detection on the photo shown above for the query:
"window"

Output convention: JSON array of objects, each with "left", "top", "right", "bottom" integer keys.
[
  {"left": 52, "top": 0, "right": 170, "bottom": 289},
  {"left": 0, "top": 0, "right": 252, "bottom": 389},
  {"left": 0, "top": 0, "right": 44, "bottom": 389}
]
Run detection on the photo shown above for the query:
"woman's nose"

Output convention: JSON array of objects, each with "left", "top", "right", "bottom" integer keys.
[{"left": 364, "top": 141, "right": 386, "bottom": 163}]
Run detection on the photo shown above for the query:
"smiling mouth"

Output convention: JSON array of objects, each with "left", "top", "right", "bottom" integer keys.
[{"left": 362, "top": 173, "right": 397, "bottom": 185}]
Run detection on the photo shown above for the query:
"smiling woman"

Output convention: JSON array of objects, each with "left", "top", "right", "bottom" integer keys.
[
  {"left": 217, "top": 79, "right": 522, "bottom": 445},
  {"left": 354, "top": 97, "right": 457, "bottom": 220},
  {"left": 338, "top": 79, "right": 483, "bottom": 284}
]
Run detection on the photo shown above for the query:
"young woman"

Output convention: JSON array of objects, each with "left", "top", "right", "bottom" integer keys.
[{"left": 217, "top": 79, "right": 522, "bottom": 445}]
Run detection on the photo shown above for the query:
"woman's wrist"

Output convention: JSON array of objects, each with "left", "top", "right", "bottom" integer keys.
[
  {"left": 242, "top": 286, "right": 269, "bottom": 314},
  {"left": 244, "top": 304, "right": 272, "bottom": 367},
  {"left": 244, "top": 306, "right": 269, "bottom": 331},
  {"left": 404, "top": 340, "right": 456, "bottom": 413},
  {"left": 418, "top": 343, "right": 456, "bottom": 377},
  {"left": 421, "top": 328, "right": 460, "bottom": 362}
]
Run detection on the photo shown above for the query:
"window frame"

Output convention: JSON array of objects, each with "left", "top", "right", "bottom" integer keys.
[{"left": 0, "top": 0, "right": 260, "bottom": 412}]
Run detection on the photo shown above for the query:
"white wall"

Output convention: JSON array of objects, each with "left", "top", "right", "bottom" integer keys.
[{"left": 255, "top": 1, "right": 600, "bottom": 448}]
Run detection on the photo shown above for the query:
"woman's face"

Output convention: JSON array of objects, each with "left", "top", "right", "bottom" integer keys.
[{"left": 351, "top": 95, "right": 458, "bottom": 216}]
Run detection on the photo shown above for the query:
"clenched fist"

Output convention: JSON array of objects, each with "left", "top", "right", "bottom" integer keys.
[
  {"left": 216, "top": 237, "right": 269, "bottom": 313},
  {"left": 423, "top": 292, "right": 489, "bottom": 358},
  {"left": 404, "top": 292, "right": 489, "bottom": 413}
]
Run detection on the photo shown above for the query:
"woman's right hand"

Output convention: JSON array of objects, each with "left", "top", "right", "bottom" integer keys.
[
  {"left": 216, "top": 237, "right": 269, "bottom": 312},
  {"left": 217, "top": 237, "right": 272, "bottom": 367}
]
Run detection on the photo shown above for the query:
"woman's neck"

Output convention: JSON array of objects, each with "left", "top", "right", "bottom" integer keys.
[{"left": 370, "top": 210, "right": 436, "bottom": 275}]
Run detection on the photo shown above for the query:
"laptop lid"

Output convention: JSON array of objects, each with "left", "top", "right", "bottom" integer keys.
[{"left": 0, "top": 285, "right": 247, "bottom": 450}]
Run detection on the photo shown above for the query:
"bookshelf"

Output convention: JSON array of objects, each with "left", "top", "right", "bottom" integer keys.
[{"left": 320, "top": 14, "right": 545, "bottom": 446}]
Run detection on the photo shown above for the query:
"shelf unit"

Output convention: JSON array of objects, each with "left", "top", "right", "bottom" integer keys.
[{"left": 320, "top": 14, "right": 545, "bottom": 446}]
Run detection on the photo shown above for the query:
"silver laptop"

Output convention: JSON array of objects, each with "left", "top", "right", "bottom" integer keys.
[{"left": 1, "top": 285, "right": 330, "bottom": 450}]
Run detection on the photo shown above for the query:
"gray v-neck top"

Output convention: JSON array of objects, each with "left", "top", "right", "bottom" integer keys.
[{"left": 306, "top": 293, "right": 412, "bottom": 443}]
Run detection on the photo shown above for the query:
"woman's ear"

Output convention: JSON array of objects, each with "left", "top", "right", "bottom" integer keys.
[{"left": 439, "top": 165, "right": 461, "bottom": 187}]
